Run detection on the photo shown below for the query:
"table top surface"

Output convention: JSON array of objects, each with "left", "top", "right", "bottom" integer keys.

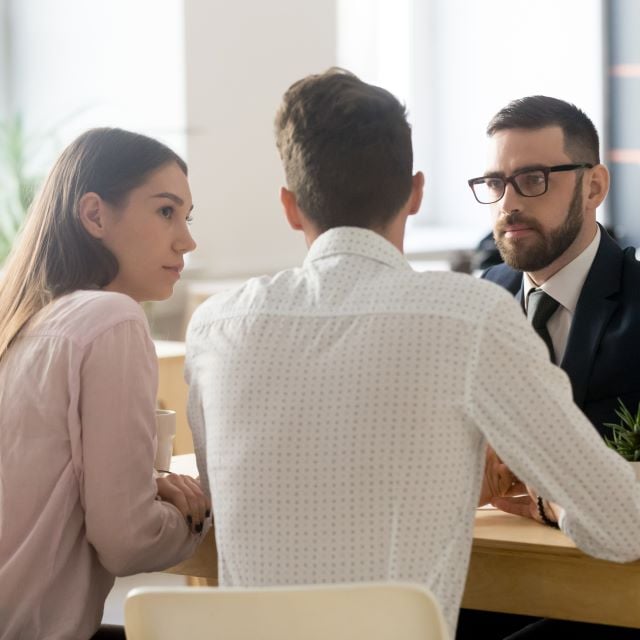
[
  {"left": 154, "top": 340, "right": 186, "bottom": 359},
  {"left": 473, "top": 508, "right": 575, "bottom": 551}
]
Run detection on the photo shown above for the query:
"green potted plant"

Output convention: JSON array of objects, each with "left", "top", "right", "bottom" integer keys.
[
  {"left": 604, "top": 399, "right": 640, "bottom": 480},
  {"left": 0, "top": 114, "right": 51, "bottom": 267}
]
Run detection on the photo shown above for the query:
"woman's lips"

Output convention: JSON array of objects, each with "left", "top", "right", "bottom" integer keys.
[{"left": 162, "top": 265, "right": 182, "bottom": 279}]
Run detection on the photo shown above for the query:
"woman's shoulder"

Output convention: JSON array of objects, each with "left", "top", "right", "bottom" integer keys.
[
  {"left": 30, "top": 290, "right": 149, "bottom": 344},
  {"left": 65, "top": 289, "right": 145, "bottom": 317}
]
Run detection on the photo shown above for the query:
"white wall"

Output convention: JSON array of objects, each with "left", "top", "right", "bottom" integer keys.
[
  {"left": 6, "top": 0, "right": 186, "bottom": 161},
  {"left": 183, "top": 0, "right": 337, "bottom": 278}
]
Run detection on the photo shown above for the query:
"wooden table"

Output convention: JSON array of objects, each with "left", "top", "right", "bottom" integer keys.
[
  {"left": 463, "top": 508, "right": 640, "bottom": 628},
  {"left": 165, "top": 456, "right": 640, "bottom": 628}
]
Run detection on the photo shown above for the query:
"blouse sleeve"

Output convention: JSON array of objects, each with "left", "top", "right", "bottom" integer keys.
[{"left": 78, "top": 316, "right": 201, "bottom": 576}]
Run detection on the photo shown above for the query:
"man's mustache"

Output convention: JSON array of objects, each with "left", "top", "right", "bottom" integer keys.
[{"left": 495, "top": 213, "right": 541, "bottom": 234}]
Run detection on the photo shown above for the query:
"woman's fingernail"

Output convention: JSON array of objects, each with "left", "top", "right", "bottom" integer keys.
[
  {"left": 196, "top": 522, "right": 203, "bottom": 533},
  {"left": 205, "top": 510, "right": 211, "bottom": 518},
  {"left": 186, "top": 515, "right": 192, "bottom": 525}
]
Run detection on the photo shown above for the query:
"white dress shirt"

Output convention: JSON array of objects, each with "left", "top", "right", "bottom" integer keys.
[
  {"left": 523, "top": 226, "right": 600, "bottom": 363},
  {"left": 186, "top": 227, "right": 640, "bottom": 637}
]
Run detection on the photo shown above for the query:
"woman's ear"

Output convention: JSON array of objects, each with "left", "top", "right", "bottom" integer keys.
[{"left": 78, "top": 192, "right": 108, "bottom": 239}]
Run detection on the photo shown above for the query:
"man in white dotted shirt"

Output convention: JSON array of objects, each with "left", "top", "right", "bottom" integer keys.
[{"left": 185, "top": 69, "right": 640, "bottom": 639}]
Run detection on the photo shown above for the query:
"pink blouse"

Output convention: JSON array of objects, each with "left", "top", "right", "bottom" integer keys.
[{"left": 0, "top": 290, "right": 201, "bottom": 639}]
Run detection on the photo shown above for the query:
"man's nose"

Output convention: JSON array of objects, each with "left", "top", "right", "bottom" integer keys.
[{"left": 500, "top": 181, "right": 524, "bottom": 214}]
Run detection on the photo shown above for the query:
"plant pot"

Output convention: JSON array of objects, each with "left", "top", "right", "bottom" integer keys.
[{"left": 630, "top": 461, "right": 640, "bottom": 482}]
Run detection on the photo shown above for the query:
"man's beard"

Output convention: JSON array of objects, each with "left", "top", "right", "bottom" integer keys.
[{"left": 494, "top": 180, "right": 584, "bottom": 273}]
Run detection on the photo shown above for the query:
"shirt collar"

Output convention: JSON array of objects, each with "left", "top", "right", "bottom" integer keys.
[
  {"left": 304, "top": 226, "right": 413, "bottom": 271},
  {"left": 523, "top": 225, "right": 601, "bottom": 314}
]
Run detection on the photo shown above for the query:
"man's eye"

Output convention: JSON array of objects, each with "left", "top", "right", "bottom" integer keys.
[
  {"left": 485, "top": 178, "right": 503, "bottom": 191},
  {"left": 160, "top": 206, "right": 174, "bottom": 219},
  {"left": 521, "top": 173, "right": 545, "bottom": 187}
]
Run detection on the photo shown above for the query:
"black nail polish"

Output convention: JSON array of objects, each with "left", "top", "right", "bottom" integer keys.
[
  {"left": 205, "top": 510, "right": 211, "bottom": 518},
  {"left": 195, "top": 522, "right": 203, "bottom": 533},
  {"left": 187, "top": 515, "right": 192, "bottom": 525}
]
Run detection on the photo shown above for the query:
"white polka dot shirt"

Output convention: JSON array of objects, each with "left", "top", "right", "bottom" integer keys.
[{"left": 186, "top": 227, "right": 640, "bottom": 636}]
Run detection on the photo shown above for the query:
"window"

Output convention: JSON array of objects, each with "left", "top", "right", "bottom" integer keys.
[
  {"left": 338, "top": 0, "right": 605, "bottom": 256},
  {"left": 1, "top": 0, "right": 186, "bottom": 160}
]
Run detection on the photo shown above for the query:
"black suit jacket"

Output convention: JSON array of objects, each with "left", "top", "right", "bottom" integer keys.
[{"left": 483, "top": 227, "right": 640, "bottom": 437}]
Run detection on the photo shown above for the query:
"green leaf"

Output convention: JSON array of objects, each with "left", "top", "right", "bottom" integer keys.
[
  {"left": 0, "top": 114, "right": 47, "bottom": 267},
  {"left": 604, "top": 399, "right": 640, "bottom": 461}
]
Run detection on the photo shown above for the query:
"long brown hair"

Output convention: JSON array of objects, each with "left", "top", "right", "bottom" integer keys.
[{"left": 0, "top": 127, "right": 187, "bottom": 360}]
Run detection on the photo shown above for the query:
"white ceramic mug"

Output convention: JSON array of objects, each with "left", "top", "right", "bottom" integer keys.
[{"left": 155, "top": 409, "right": 176, "bottom": 471}]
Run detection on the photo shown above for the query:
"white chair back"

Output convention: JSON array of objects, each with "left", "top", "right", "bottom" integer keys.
[{"left": 124, "top": 582, "right": 449, "bottom": 640}]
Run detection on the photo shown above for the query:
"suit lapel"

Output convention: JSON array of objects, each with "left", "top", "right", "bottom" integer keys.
[{"left": 561, "top": 229, "right": 623, "bottom": 408}]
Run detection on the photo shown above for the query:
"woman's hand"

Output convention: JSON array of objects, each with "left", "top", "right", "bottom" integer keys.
[{"left": 156, "top": 474, "right": 211, "bottom": 534}]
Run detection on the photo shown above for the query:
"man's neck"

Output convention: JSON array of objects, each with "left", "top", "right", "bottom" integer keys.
[
  {"left": 380, "top": 216, "right": 407, "bottom": 253},
  {"left": 303, "top": 217, "right": 408, "bottom": 255}
]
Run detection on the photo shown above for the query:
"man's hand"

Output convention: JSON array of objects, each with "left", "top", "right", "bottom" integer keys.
[
  {"left": 492, "top": 485, "right": 561, "bottom": 527},
  {"left": 156, "top": 474, "right": 212, "bottom": 534},
  {"left": 478, "top": 446, "right": 524, "bottom": 506},
  {"left": 490, "top": 484, "right": 539, "bottom": 519}
]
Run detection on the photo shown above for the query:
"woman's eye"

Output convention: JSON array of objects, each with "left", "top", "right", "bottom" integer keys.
[
  {"left": 186, "top": 214, "right": 194, "bottom": 225},
  {"left": 159, "top": 206, "right": 174, "bottom": 219}
]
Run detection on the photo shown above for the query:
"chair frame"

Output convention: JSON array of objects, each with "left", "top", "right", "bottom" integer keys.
[{"left": 124, "top": 581, "right": 450, "bottom": 640}]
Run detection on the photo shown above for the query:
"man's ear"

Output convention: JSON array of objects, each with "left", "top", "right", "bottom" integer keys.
[
  {"left": 78, "top": 192, "right": 108, "bottom": 239},
  {"left": 585, "top": 164, "right": 609, "bottom": 210},
  {"left": 407, "top": 171, "right": 425, "bottom": 216},
  {"left": 280, "top": 187, "right": 303, "bottom": 230}
]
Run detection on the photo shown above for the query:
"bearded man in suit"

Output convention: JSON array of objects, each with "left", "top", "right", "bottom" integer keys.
[
  {"left": 469, "top": 95, "right": 640, "bottom": 438},
  {"left": 458, "top": 95, "right": 640, "bottom": 639}
]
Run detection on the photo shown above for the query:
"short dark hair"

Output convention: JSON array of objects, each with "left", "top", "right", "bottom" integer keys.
[
  {"left": 487, "top": 95, "right": 600, "bottom": 165},
  {"left": 275, "top": 68, "right": 413, "bottom": 232}
]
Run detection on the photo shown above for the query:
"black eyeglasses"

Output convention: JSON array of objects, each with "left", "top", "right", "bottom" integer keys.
[{"left": 468, "top": 163, "right": 594, "bottom": 204}]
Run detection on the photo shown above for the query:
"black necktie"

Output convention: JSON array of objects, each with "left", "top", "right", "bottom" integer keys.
[{"left": 527, "top": 288, "right": 560, "bottom": 363}]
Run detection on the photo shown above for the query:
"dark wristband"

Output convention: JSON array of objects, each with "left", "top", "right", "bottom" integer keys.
[{"left": 537, "top": 496, "right": 559, "bottom": 528}]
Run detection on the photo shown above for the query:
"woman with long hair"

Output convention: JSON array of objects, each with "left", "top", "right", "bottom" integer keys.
[{"left": 0, "top": 128, "right": 210, "bottom": 639}]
